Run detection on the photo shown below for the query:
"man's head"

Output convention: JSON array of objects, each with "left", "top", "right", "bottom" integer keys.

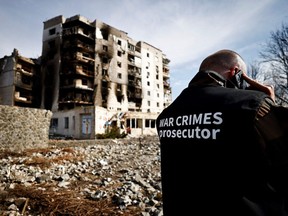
[{"left": 199, "top": 49, "right": 247, "bottom": 81}]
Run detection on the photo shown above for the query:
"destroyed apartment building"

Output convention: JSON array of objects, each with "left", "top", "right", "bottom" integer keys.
[
  {"left": 0, "top": 49, "right": 41, "bottom": 108},
  {"left": 0, "top": 14, "right": 172, "bottom": 139}
]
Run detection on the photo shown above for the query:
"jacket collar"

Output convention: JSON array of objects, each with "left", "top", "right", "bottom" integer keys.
[{"left": 188, "top": 70, "right": 236, "bottom": 88}]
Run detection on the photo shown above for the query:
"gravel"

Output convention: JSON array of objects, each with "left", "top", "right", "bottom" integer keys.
[{"left": 0, "top": 135, "right": 163, "bottom": 216}]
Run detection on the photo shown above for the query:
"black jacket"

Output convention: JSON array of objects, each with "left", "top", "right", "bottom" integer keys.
[{"left": 157, "top": 71, "right": 288, "bottom": 216}]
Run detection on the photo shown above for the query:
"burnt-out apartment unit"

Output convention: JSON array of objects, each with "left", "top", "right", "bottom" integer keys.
[{"left": 0, "top": 49, "right": 41, "bottom": 108}]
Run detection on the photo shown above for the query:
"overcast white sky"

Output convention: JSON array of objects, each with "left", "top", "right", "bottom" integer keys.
[{"left": 0, "top": 0, "right": 287, "bottom": 99}]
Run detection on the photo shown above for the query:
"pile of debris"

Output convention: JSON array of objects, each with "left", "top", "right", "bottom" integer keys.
[{"left": 0, "top": 136, "right": 163, "bottom": 216}]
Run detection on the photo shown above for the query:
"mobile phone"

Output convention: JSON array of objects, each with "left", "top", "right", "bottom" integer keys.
[{"left": 229, "top": 70, "right": 247, "bottom": 89}]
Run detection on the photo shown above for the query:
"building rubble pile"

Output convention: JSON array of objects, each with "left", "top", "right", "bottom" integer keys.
[{"left": 0, "top": 136, "right": 163, "bottom": 216}]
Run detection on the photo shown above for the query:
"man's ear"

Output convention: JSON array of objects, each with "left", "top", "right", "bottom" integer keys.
[{"left": 227, "top": 67, "right": 237, "bottom": 79}]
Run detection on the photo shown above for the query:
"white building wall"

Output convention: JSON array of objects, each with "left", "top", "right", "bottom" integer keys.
[
  {"left": 50, "top": 106, "right": 95, "bottom": 139},
  {"left": 50, "top": 105, "right": 158, "bottom": 139},
  {"left": 140, "top": 42, "right": 164, "bottom": 113}
]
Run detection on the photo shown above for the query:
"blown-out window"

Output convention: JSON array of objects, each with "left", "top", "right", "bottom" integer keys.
[{"left": 64, "top": 117, "right": 69, "bottom": 129}]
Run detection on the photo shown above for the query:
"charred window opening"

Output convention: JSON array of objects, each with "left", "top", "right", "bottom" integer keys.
[
  {"left": 48, "top": 40, "right": 56, "bottom": 48},
  {"left": 101, "top": 80, "right": 109, "bottom": 98},
  {"left": 83, "top": 29, "right": 89, "bottom": 37},
  {"left": 116, "top": 84, "right": 123, "bottom": 102},
  {"left": 128, "top": 43, "right": 135, "bottom": 51},
  {"left": 102, "top": 69, "right": 108, "bottom": 76},
  {"left": 116, "top": 84, "right": 121, "bottom": 92},
  {"left": 50, "top": 118, "right": 58, "bottom": 129},
  {"left": 64, "top": 117, "right": 69, "bottom": 129},
  {"left": 101, "top": 80, "right": 109, "bottom": 108},
  {"left": 102, "top": 80, "right": 108, "bottom": 88},
  {"left": 100, "top": 29, "right": 109, "bottom": 40},
  {"left": 82, "top": 79, "right": 88, "bottom": 85},
  {"left": 49, "top": 28, "right": 56, "bottom": 35},
  {"left": 83, "top": 52, "right": 90, "bottom": 58},
  {"left": 22, "top": 74, "right": 31, "bottom": 85},
  {"left": 102, "top": 57, "right": 108, "bottom": 63},
  {"left": 128, "top": 54, "right": 135, "bottom": 64},
  {"left": 145, "top": 119, "right": 156, "bottom": 128},
  {"left": 151, "top": 120, "right": 156, "bottom": 128},
  {"left": 14, "top": 87, "right": 32, "bottom": 103}
]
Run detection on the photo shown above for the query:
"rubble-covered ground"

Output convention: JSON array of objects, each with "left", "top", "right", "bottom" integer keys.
[{"left": 0, "top": 136, "right": 163, "bottom": 216}]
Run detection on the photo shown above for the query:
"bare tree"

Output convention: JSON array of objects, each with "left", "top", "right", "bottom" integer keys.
[
  {"left": 248, "top": 61, "right": 260, "bottom": 79},
  {"left": 260, "top": 21, "right": 288, "bottom": 105},
  {"left": 248, "top": 60, "right": 266, "bottom": 80},
  {"left": 248, "top": 60, "right": 274, "bottom": 86}
]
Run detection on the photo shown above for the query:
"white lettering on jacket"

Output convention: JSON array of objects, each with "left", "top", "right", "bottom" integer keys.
[{"left": 158, "top": 112, "right": 223, "bottom": 140}]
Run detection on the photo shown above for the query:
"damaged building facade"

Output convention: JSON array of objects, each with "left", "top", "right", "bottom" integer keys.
[
  {"left": 42, "top": 15, "right": 172, "bottom": 139},
  {"left": 0, "top": 49, "right": 41, "bottom": 108},
  {"left": 0, "top": 14, "right": 172, "bottom": 139}
]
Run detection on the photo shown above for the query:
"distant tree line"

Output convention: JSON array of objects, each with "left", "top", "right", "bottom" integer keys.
[{"left": 249, "top": 20, "right": 288, "bottom": 106}]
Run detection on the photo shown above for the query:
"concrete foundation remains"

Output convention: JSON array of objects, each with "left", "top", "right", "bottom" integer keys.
[{"left": 0, "top": 105, "right": 52, "bottom": 151}]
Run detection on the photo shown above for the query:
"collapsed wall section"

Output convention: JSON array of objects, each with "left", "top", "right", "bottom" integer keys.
[{"left": 0, "top": 105, "right": 52, "bottom": 151}]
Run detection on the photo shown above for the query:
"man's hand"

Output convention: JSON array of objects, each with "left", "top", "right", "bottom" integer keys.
[{"left": 242, "top": 73, "right": 275, "bottom": 101}]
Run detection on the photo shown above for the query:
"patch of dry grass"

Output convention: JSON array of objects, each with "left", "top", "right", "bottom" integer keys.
[{"left": 3, "top": 184, "right": 141, "bottom": 216}]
